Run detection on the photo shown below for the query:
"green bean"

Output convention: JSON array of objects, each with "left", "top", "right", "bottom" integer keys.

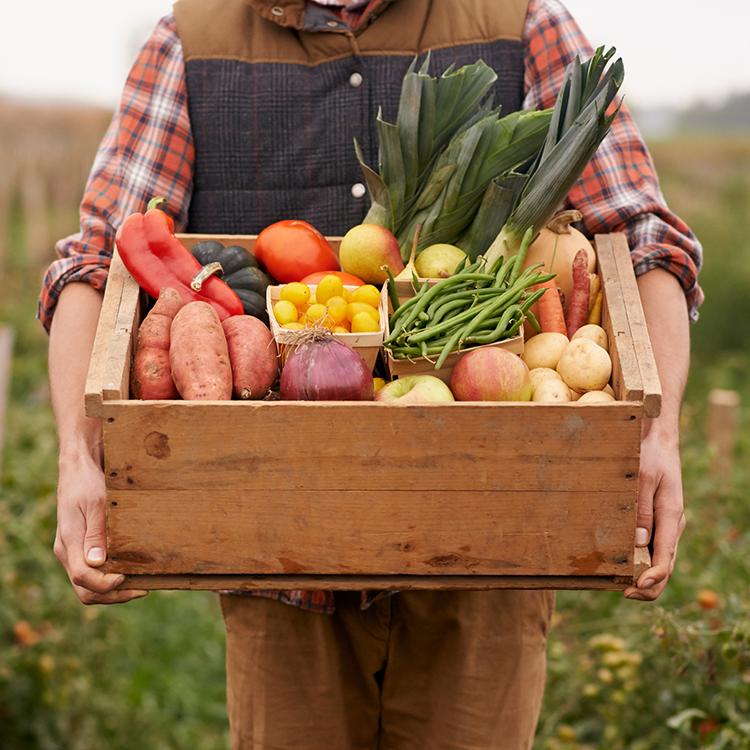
[
  {"left": 488, "top": 254, "right": 504, "bottom": 277},
  {"left": 407, "top": 281, "right": 529, "bottom": 344},
  {"left": 509, "top": 227, "right": 535, "bottom": 285},
  {"left": 430, "top": 298, "right": 475, "bottom": 326},
  {"left": 492, "top": 259, "right": 514, "bottom": 289},
  {"left": 458, "top": 296, "right": 521, "bottom": 346},
  {"left": 463, "top": 306, "right": 522, "bottom": 345},
  {"left": 525, "top": 309, "right": 541, "bottom": 335},
  {"left": 434, "top": 327, "right": 466, "bottom": 370},
  {"left": 386, "top": 281, "right": 430, "bottom": 342},
  {"left": 425, "top": 286, "right": 502, "bottom": 318},
  {"left": 385, "top": 265, "right": 400, "bottom": 313}
]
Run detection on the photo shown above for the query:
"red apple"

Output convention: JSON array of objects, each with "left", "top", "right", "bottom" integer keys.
[
  {"left": 375, "top": 375, "right": 454, "bottom": 404},
  {"left": 450, "top": 348, "right": 532, "bottom": 402},
  {"left": 339, "top": 224, "right": 404, "bottom": 285}
]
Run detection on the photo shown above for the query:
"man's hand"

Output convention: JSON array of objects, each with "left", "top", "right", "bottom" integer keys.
[
  {"left": 626, "top": 267, "right": 691, "bottom": 602},
  {"left": 54, "top": 450, "right": 148, "bottom": 605},
  {"left": 49, "top": 283, "right": 147, "bottom": 606},
  {"left": 624, "top": 424, "right": 686, "bottom": 601}
]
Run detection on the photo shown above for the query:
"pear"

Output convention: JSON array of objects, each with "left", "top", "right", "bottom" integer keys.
[
  {"left": 339, "top": 224, "right": 404, "bottom": 285},
  {"left": 415, "top": 243, "right": 466, "bottom": 278}
]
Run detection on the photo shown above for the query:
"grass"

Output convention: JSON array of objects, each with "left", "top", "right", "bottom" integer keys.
[{"left": 1, "top": 135, "right": 748, "bottom": 749}]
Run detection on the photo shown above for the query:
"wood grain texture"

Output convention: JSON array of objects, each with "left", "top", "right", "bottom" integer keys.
[
  {"left": 102, "top": 401, "right": 641, "bottom": 493},
  {"left": 608, "top": 233, "right": 662, "bottom": 417},
  {"left": 633, "top": 546, "right": 652, "bottom": 580},
  {"left": 84, "top": 256, "right": 125, "bottom": 417},
  {"left": 83, "top": 232, "right": 658, "bottom": 588},
  {"left": 102, "top": 250, "right": 140, "bottom": 402},
  {"left": 119, "top": 573, "right": 633, "bottom": 591},
  {"left": 104, "top": 488, "right": 636, "bottom": 576},
  {"left": 596, "top": 235, "right": 643, "bottom": 403}
]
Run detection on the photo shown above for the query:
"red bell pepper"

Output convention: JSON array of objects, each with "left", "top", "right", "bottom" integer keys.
[{"left": 115, "top": 197, "right": 243, "bottom": 320}]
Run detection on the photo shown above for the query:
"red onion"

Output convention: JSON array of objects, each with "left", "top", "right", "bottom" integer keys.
[{"left": 280, "top": 331, "right": 374, "bottom": 401}]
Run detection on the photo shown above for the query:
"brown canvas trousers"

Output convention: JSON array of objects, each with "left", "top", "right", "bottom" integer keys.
[{"left": 220, "top": 589, "right": 554, "bottom": 749}]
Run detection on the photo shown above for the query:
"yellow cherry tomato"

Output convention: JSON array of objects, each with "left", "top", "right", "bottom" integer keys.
[
  {"left": 283, "top": 322, "right": 305, "bottom": 330},
  {"left": 347, "top": 302, "right": 379, "bottom": 324},
  {"left": 273, "top": 299, "right": 298, "bottom": 326},
  {"left": 280, "top": 282, "right": 310, "bottom": 308},
  {"left": 315, "top": 275, "right": 345, "bottom": 305},
  {"left": 326, "top": 295, "right": 348, "bottom": 325},
  {"left": 333, "top": 325, "right": 350, "bottom": 334},
  {"left": 349, "top": 284, "right": 381, "bottom": 309},
  {"left": 351, "top": 311, "right": 380, "bottom": 333},
  {"left": 306, "top": 303, "right": 329, "bottom": 325},
  {"left": 373, "top": 377, "right": 387, "bottom": 393}
]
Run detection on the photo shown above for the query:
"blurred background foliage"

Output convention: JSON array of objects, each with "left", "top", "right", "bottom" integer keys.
[{"left": 0, "top": 94, "right": 748, "bottom": 749}]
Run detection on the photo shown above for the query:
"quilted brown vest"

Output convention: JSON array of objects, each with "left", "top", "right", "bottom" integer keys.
[{"left": 173, "top": 0, "right": 530, "bottom": 235}]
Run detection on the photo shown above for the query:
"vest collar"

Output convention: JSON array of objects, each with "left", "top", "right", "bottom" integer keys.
[{"left": 245, "top": 0, "right": 398, "bottom": 32}]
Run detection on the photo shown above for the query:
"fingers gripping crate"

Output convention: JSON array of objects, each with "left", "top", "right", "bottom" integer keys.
[{"left": 84, "top": 233, "right": 660, "bottom": 593}]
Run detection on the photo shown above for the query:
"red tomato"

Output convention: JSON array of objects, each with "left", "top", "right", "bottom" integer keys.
[
  {"left": 301, "top": 270, "right": 365, "bottom": 287},
  {"left": 254, "top": 220, "right": 339, "bottom": 283}
]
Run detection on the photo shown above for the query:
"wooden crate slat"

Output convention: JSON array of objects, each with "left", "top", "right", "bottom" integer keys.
[
  {"left": 102, "top": 401, "right": 641, "bottom": 493},
  {"left": 104, "top": 488, "right": 635, "bottom": 577},
  {"left": 84, "top": 254, "right": 126, "bottom": 417},
  {"left": 120, "top": 573, "right": 633, "bottom": 591},
  {"left": 596, "top": 234, "right": 643, "bottom": 403},
  {"left": 102, "top": 249, "right": 140, "bottom": 401},
  {"left": 608, "top": 233, "right": 662, "bottom": 418}
]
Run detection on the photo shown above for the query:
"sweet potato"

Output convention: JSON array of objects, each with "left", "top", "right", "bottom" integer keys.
[
  {"left": 132, "top": 287, "right": 183, "bottom": 399},
  {"left": 222, "top": 316, "right": 278, "bottom": 399},
  {"left": 170, "top": 301, "right": 232, "bottom": 400}
]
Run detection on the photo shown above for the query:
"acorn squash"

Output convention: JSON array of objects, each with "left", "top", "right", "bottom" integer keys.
[{"left": 190, "top": 241, "right": 273, "bottom": 323}]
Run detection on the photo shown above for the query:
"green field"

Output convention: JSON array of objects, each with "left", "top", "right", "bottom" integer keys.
[{"left": 1, "top": 137, "right": 749, "bottom": 750}]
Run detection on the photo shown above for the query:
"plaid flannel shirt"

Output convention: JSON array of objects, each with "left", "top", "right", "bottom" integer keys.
[{"left": 39, "top": 0, "right": 703, "bottom": 614}]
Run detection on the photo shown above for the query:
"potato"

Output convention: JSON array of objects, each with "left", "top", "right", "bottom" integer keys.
[
  {"left": 170, "top": 302, "right": 232, "bottom": 400},
  {"left": 528, "top": 367, "right": 562, "bottom": 393},
  {"left": 569, "top": 388, "right": 581, "bottom": 401},
  {"left": 521, "top": 332, "right": 569, "bottom": 370},
  {"left": 577, "top": 390, "right": 615, "bottom": 404},
  {"left": 572, "top": 324, "right": 608, "bottom": 351},
  {"left": 132, "top": 287, "right": 183, "bottom": 399},
  {"left": 223, "top": 316, "right": 278, "bottom": 400},
  {"left": 532, "top": 378, "right": 572, "bottom": 403},
  {"left": 556, "top": 338, "right": 612, "bottom": 393}
]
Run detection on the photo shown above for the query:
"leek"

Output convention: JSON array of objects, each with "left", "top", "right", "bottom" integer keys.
[{"left": 485, "top": 47, "right": 624, "bottom": 263}]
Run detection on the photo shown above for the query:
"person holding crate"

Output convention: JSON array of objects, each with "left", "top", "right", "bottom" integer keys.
[{"left": 40, "top": 0, "right": 701, "bottom": 747}]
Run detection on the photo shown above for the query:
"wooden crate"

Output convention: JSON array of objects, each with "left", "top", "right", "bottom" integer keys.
[{"left": 84, "top": 233, "right": 660, "bottom": 592}]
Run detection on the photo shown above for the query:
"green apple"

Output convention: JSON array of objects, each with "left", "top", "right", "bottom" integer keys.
[{"left": 374, "top": 375, "right": 454, "bottom": 404}]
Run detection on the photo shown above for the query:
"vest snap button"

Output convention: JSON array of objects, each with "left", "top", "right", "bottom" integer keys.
[
  {"left": 351, "top": 183, "right": 366, "bottom": 199},
  {"left": 349, "top": 72, "right": 363, "bottom": 88},
  {"left": 326, "top": 20, "right": 341, "bottom": 28},
  {"left": 271, "top": 6, "right": 284, "bottom": 16}
]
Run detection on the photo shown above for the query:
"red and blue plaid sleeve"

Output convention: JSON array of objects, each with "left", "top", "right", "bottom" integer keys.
[
  {"left": 523, "top": 0, "right": 704, "bottom": 321},
  {"left": 38, "top": 15, "right": 194, "bottom": 332}
]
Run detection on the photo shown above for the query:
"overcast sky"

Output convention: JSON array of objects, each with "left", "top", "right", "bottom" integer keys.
[{"left": 1, "top": 1, "right": 748, "bottom": 110}]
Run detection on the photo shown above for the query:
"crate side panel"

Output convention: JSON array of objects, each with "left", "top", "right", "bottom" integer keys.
[
  {"left": 105, "top": 488, "right": 636, "bottom": 577},
  {"left": 118, "top": 574, "right": 630, "bottom": 591},
  {"left": 103, "top": 402, "right": 641, "bottom": 494}
]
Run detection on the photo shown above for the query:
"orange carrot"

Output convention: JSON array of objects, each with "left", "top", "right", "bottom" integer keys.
[
  {"left": 533, "top": 279, "right": 567, "bottom": 335},
  {"left": 566, "top": 249, "right": 591, "bottom": 337}
]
